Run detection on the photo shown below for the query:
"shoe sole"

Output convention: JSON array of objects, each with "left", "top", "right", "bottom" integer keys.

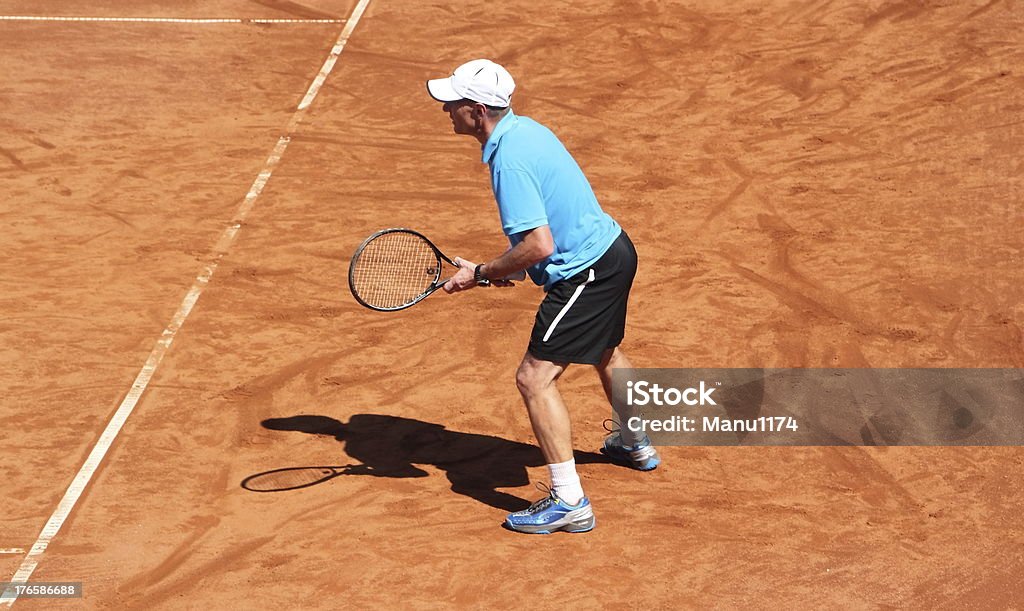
[{"left": 505, "top": 506, "right": 596, "bottom": 535}]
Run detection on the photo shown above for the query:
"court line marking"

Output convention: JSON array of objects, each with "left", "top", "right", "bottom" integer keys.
[
  {"left": 0, "top": 551, "right": 23, "bottom": 555},
  {"left": 0, "top": 16, "right": 345, "bottom": 24},
  {"left": 0, "top": 0, "right": 373, "bottom": 606}
]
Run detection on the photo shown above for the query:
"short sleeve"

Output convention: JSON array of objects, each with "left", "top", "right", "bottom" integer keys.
[{"left": 493, "top": 169, "right": 548, "bottom": 236}]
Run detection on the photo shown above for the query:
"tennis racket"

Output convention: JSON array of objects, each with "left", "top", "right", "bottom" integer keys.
[{"left": 348, "top": 228, "right": 487, "bottom": 311}]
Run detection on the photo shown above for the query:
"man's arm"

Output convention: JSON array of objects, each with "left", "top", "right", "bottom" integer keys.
[
  {"left": 444, "top": 225, "right": 554, "bottom": 293},
  {"left": 481, "top": 225, "right": 553, "bottom": 280}
]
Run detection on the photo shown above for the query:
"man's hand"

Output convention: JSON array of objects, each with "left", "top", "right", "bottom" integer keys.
[{"left": 443, "top": 257, "right": 480, "bottom": 293}]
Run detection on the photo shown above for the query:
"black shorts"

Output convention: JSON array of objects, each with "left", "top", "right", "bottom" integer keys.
[{"left": 528, "top": 230, "right": 638, "bottom": 365}]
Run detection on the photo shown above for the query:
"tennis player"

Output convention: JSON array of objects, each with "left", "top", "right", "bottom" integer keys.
[{"left": 427, "top": 59, "right": 661, "bottom": 534}]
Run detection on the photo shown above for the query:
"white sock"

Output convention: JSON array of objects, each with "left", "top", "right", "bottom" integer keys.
[{"left": 548, "top": 458, "right": 585, "bottom": 506}]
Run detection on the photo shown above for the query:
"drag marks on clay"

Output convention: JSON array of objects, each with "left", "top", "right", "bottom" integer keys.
[
  {"left": 216, "top": 352, "right": 348, "bottom": 405},
  {"left": 259, "top": 305, "right": 346, "bottom": 325},
  {"left": 118, "top": 515, "right": 223, "bottom": 593},
  {"left": 523, "top": 95, "right": 605, "bottom": 122},
  {"left": 915, "top": 553, "right": 1024, "bottom": 608},
  {"left": 0, "top": 146, "right": 27, "bottom": 171},
  {"left": 774, "top": 0, "right": 845, "bottom": 28},
  {"left": 120, "top": 535, "right": 276, "bottom": 609},
  {"left": 0, "top": 127, "right": 58, "bottom": 153},
  {"left": 25, "top": 136, "right": 56, "bottom": 150},
  {"left": 963, "top": 0, "right": 1007, "bottom": 21},
  {"left": 0, "top": 1, "right": 374, "bottom": 605},
  {"left": 701, "top": 156, "right": 754, "bottom": 226},
  {"left": 291, "top": 130, "right": 470, "bottom": 158},
  {"left": 820, "top": 448, "right": 920, "bottom": 510},
  {"left": 85, "top": 202, "right": 138, "bottom": 231},
  {"left": 862, "top": 0, "right": 938, "bottom": 30},
  {"left": 679, "top": 0, "right": 1023, "bottom": 367},
  {"left": 728, "top": 260, "right": 858, "bottom": 327},
  {"left": 219, "top": 350, "right": 437, "bottom": 445},
  {"left": 753, "top": 213, "right": 817, "bottom": 291},
  {"left": 246, "top": 0, "right": 343, "bottom": 21},
  {"left": 727, "top": 252, "right": 929, "bottom": 351}
]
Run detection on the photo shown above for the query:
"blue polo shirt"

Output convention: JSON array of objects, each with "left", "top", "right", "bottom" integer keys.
[{"left": 482, "top": 110, "right": 621, "bottom": 291}]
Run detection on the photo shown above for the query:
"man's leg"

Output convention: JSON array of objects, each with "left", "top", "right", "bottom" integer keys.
[
  {"left": 596, "top": 346, "right": 639, "bottom": 443},
  {"left": 515, "top": 352, "right": 573, "bottom": 464},
  {"left": 596, "top": 346, "right": 631, "bottom": 406},
  {"left": 505, "top": 351, "right": 594, "bottom": 534},
  {"left": 595, "top": 346, "right": 661, "bottom": 469}
]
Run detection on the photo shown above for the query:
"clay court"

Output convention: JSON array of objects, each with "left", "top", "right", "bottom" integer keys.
[{"left": 1, "top": 0, "right": 1022, "bottom": 607}]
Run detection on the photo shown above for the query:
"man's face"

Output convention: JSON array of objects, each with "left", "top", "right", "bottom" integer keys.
[{"left": 442, "top": 99, "right": 478, "bottom": 135}]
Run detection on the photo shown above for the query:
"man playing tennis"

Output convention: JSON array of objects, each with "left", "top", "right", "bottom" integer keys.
[{"left": 427, "top": 59, "right": 660, "bottom": 534}]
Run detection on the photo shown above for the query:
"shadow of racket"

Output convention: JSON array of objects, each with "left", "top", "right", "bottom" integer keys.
[{"left": 241, "top": 465, "right": 356, "bottom": 492}]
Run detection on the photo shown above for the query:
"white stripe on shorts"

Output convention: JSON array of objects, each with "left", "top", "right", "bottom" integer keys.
[{"left": 542, "top": 269, "right": 596, "bottom": 342}]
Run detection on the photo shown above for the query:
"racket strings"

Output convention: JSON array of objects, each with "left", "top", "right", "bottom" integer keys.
[{"left": 351, "top": 232, "right": 441, "bottom": 309}]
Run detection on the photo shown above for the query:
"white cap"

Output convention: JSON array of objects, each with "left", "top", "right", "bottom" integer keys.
[{"left": 426, "top": 59, "right": 515, "bottom": 107}]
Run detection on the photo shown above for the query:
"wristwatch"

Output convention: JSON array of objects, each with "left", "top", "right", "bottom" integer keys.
[{"left": 473, "top": 264, "right": 490, "bottom": 286}]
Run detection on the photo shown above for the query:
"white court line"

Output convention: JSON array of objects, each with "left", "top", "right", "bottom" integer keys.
[
  {"left": 0, "top": 0, "right": 373, "bottom": 607},
  {"left": 0, "top": 551, "right": 23, "bottom": 555},
  {"left": 0, "top": 16, "right": 345, "bottom": 24}
]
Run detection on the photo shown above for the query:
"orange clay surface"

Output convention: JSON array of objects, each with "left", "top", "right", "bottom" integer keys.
[{"left": 1, "top": 0, "right": 1022, "bottom": 608}]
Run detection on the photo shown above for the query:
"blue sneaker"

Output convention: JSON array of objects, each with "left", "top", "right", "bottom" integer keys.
[
  {"left": 601, "top": 420, "right": 661, "bottom": 471},
  {"left": 505, "top": 484, "right": 595, "bottom": 534}
]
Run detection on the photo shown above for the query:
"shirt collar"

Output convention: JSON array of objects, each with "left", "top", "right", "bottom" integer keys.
[{"left": 481, "top": 109, "right": 518, "bottom": 164}]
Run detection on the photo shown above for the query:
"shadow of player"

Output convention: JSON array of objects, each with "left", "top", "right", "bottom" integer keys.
[{"left": 258, "top": 413, "right": 610, "bottom": 511}]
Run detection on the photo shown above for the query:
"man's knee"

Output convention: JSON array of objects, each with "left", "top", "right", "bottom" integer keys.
[
  {"left": 515, "top": 360, "right": 542, "bottom": 397},
  {"left": 515, "top": 354, "right": 561, "bottom": 397}
]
